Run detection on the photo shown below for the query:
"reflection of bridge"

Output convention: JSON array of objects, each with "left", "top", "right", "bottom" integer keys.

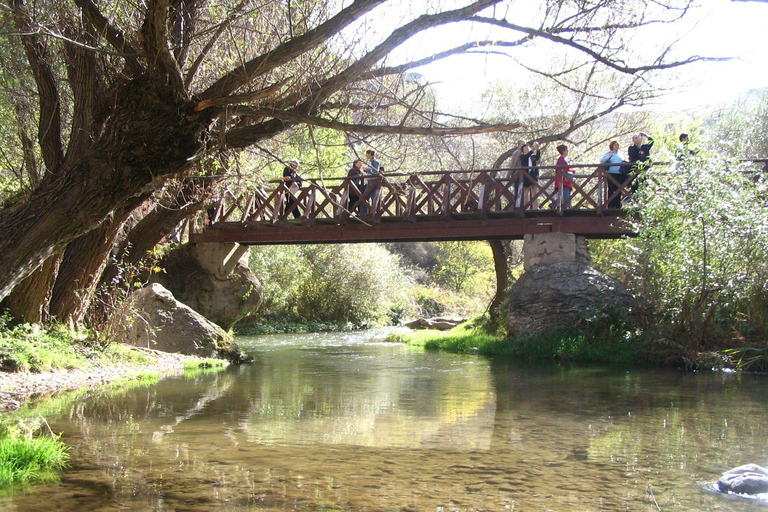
[{"left": 190, "top": 165, "right": 640, "bottom": 245}]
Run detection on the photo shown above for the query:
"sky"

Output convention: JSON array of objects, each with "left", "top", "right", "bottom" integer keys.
[{"left": 409, "top": 0, "right": 768, "bottom": 113}]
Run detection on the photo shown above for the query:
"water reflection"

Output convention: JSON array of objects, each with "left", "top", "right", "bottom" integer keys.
[{"left": 2, "top": 330, "right": 767, "bottom": 511}]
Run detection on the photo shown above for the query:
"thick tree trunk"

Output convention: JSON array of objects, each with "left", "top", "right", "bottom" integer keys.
[
  {"left": 488, "top": 239, "right": 509, "bottom": 329},
  {"left": 98, "top": 185, "right": 209, "bottom": 293},
  {"left": 0, "top": 253, "right": 62, "bottom": 323},
  {"left": 0, "top": 78, "right": 210, "bottom": 302},
  {"left": 48, "top": 213, "right": 132, "bottom": 325}
]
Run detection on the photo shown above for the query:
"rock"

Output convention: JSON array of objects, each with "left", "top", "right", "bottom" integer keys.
[
  {"left": 405, "top": 317, "right": 467, "bottom": 330},
  {"left": 718, "top": 464, "right": 768, "bottom": 495},
  {"left": 155, "top": 244, "right": 263, "bottom": 331},
  {"left": 109, "top": 283, "right": 245, "bottom": 362},
  {"left": 506, "top": 260, "right": 648, "bottom": 338}
]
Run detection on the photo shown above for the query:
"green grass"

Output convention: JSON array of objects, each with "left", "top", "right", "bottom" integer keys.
[
  {"left": 0, "top": 430, "right": 70, "bottom": 488},
  {"left": 0, "top": 315, "right": 156, "bottom": 374},
  {"left": 396, "top": 314, "right": 648, "bottom": 364},
  {"left": 506, "top": 330, "right": 646, "bottom": 364},
  {"left": 182, "top": 358, "right": 229, "bottom": 377},
  {"left": 0, "top": 322, "right": 91, "bottom": 372},
  {"left": 183, "top": 358, "right": 227, "bottom": 370},
  {"left": 392, "top": 319, "right": 516, "bottom": 356}
]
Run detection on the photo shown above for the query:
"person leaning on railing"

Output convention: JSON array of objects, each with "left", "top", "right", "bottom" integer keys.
[{"left": 600, "top": 141, "right": 626, "bottom": 209}]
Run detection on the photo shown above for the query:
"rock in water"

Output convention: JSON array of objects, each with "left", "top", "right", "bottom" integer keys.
[{"left": 718, "top": 464, "right": 768, "bottom": 495}]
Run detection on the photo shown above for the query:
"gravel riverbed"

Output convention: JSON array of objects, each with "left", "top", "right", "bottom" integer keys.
[{"left": 0, "top": 348, "right": 203, "bottom": 412}]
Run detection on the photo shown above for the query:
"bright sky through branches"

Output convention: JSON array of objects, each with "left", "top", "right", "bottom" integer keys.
[{"left": 410, "top": 0, "right": 768, "bottom": 112}]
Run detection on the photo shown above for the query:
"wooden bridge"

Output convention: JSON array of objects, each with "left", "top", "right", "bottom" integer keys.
[{"left": 190, "top": 165, "right": 641, "bottom": 245}]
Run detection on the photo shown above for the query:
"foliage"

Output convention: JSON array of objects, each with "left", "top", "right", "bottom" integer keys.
[
  {"left": 410, "top": 284, "right": 485, "bottom": 319},
  {"left": 0, "top": 428, "right": 69, "bottom": 489},
  {"left": 621, "top": 157, "right": 768, "bottom": 353},
  {"left": 507, "top": 328, "right": 648, "bottom": 365},
  {"left": 723, "top": 347, "right": 768, "bottom": 372},
  {"left": 432, "top": 241, "right": 495, "bottom": 295},
  {"left": 248, "top": 244, "right": 411, "bottom": 327},
  {"left": 235, "top": 318, "right": 348, "bottom": 335},
  {"left": 704, "top": 88, "right": 768, "bottom": 159}
]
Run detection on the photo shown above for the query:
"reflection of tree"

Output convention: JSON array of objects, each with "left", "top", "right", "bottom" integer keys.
[{"left": 239, "top": 345, "right": 496, "bottom": 448}]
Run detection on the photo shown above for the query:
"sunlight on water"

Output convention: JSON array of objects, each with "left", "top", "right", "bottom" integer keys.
[{"left": 2, "top": 329, "right": 767, "bottom": 511}]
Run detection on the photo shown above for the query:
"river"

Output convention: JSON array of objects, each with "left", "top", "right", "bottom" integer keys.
[{"left": 2, "top": 329, "right": 767, "bottom": 511}]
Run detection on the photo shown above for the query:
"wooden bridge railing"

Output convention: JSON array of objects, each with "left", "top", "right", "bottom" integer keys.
[{"left": 205, "top": 163, "right": 655, "bottom": 227}]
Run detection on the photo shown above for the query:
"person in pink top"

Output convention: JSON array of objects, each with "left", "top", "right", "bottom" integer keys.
[{"left": 555, "top": 144, "right": 574, "bottom": 209}]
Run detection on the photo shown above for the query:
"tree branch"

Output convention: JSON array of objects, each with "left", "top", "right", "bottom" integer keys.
[
  {"left": 199, "top": 0, "right": 386, "bottom": 101},
  {"left": 226, "top": 108, "right": 521, "bottom": 146},
  {"left": 11, "top": 0, "right": 63, "bottom": 174},
  {"left": 475, "top": 17, "right": 729, "bottom": 74},
  {"left": 73, "top": 0, "right": 143, "bottom": 74},
  {"left": 143, "top": 0, "right": 187, "bottom": 100},
  {"left": 359, "top": 38, "right": 531, "bottom": 81},
  {"left": 184, "top": 1, "right": 248, "bottom": 88}
]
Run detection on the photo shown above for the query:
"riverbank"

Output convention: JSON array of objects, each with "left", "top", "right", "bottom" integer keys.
[{"left": 0, "top": 347, "right": 206, "bottom": 411}]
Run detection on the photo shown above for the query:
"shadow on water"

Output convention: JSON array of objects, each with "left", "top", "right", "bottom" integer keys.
[{"left": 2, "top": 329, "right": 768, "bottom": 511}]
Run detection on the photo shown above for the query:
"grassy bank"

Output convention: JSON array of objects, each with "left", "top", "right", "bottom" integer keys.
[
  {"left": 390, "top": 316, "right": 651, "bottom": 365},
  {"left": 0, "top": 316, "right": 230, "bottom": 489},
  {"left": 0, "top": 318, "right": 151, "bottom": 373}
]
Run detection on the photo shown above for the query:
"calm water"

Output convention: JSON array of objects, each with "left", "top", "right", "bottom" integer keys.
[{"left": 2, "top": 329, "right": 768, "bottom": 511}]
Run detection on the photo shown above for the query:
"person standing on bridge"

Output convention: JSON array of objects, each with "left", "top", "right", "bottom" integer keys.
[
  {"left": 520, "top": 141, "right": 541, "bottom": 209},
  {"left": 282, "top": 159, "right": 303, "bottom": 219},
  {"left": 627, "top": 132, "right": 653, "bottom": 201},
  {"left": 509, "top": 140, "right": 525, "bottom": 208},
  {"left": 555, "top": 144, "right": 574, "bottom": 209},
  {"left": 364, "top": 149, "right": 382, "bottom": 216},
  {"left": 600, "top": 141, "right": 626, "bottom": 209},
  {"left": 347, "top": 159, "right": 367, "bottom": 216}
]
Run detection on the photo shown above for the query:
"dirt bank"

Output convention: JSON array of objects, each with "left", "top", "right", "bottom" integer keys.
[{"left": 0, "top": 348, "right": 205, "bottom": 412}]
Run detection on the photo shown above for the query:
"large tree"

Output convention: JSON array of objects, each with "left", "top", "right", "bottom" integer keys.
[{"left": 0, "top": 0, "right": 706, "bottom": 320}]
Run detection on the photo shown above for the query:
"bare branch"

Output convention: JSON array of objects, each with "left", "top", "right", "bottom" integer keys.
[
  {"left": 184, "top": 1, "right": 249, "bottom": 88},
  {"left": 475, "top": 17, "right": 729, "bottom": 74},
  {"left": 199, "top": 0, "right": 386, "bottom": 101},
  {"left": 304, "top": 0, "right": 502, "bottom": 108},
  {"left": 360, "top": 38, "right": 530, "bottom": 80},
  {"left": 11, "top": 0, "right": 63, "bottom": 174},
  {"left": 194, "top": 79, "right": 288, "bottom": 111},
  {"left": 74, "top": 0, "right": 143, "bottom": 73},
  {"left": 227, "top": 108, "right": 522, "bottom": 143}
]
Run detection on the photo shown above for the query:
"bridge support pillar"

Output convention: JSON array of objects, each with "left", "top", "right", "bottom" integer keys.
[
  {"left": 523, "top": 233, "right": 590, "bottom": 271},
  {"left": 191, "top": 243, "right": 251, "bottom": 280}
]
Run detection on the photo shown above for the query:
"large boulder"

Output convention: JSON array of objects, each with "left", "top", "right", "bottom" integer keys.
[
  {"left": 718, "top": 464, "right": 768, "bottom": 495},
  {"left": 155, "top": 244, "right": 262, "bottom": 331},
  {"left": 110, "top": 283, "right": 246, "bottom": 361},
  {"left": 507, "top": 260, "right": 648, "bottom": 338}
]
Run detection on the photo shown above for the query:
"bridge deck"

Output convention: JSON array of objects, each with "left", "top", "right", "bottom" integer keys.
[{"left": 191, "top": 166, "right": 638, "bottom": 245}]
